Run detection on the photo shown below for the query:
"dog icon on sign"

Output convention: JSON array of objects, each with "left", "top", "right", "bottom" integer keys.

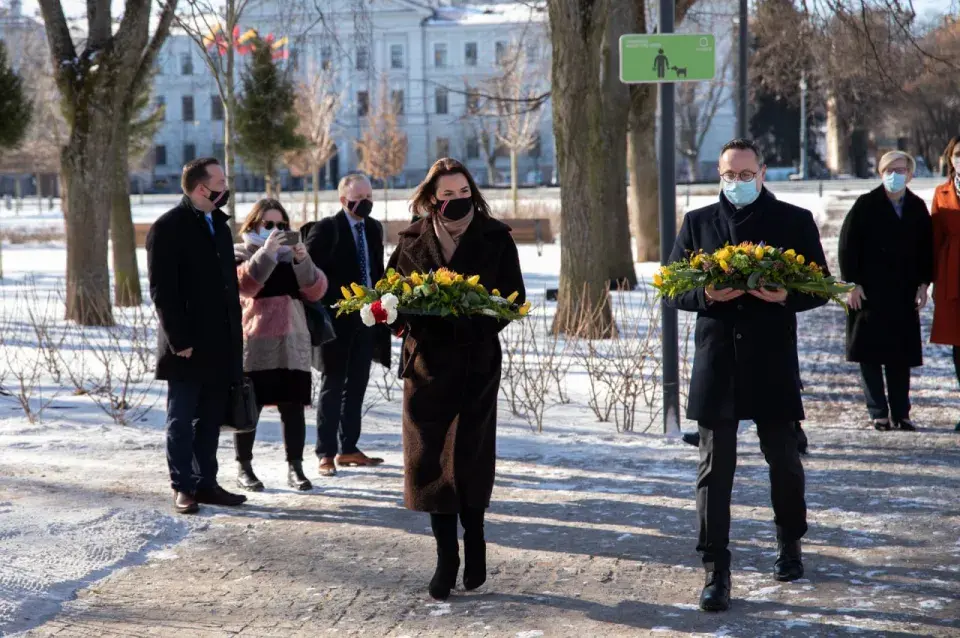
[{"left": 671, "top": 66, "right": 688, "bottom": 78}]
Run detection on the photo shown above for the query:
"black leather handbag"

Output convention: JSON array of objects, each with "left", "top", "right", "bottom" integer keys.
[
  {"left": 222, "top": 377, "right": 258, "bottom": 434},
  {"left": 303, "top": 298, "right": 337, "bottom": 346}
]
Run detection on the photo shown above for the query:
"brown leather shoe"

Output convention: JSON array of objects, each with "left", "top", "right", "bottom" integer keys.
[
  {"left": 319, "top": 456, "right": 337, "bottom": 476},
  {"left": 174, "top": 491, "right": 198, "bottom": 515},
  {"left": 336, "top": 451, "right": 384, "bottom": 467}
]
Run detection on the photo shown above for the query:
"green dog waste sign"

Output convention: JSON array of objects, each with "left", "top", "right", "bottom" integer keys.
[{"left": 619, "top": 34, "right": 716, "bottom": 83}]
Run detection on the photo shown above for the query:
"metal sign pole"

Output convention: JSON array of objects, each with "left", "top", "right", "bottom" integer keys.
[{"left": 658, "top": 0, "right": 679, "bottom": 435}]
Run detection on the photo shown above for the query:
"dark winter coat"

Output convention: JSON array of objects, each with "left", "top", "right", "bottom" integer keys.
[
  {"left": 838, "top": 186, "right": 933, "bottom": 366},
  {"left": 304, "top": 211, "right": 391, "bottom": 370},
  {"left": 664, "top": 189, "right": 828, "bottom": 422},
  {"left": 235, "top": 243, "right": 329, "bottom": 405},
  {"left": 147, "top": 196, "right": 244, "bottom": 384},
  {"left": 387, "top": 215, "right": 525, "bottom": 513}
]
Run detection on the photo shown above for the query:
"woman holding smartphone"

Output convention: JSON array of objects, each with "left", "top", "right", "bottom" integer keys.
[
  {"left": 388, "top": 158, "right": 525, "bottom": 600},
  {"left": 233, "top": 198, "right": 328, "bottom": 490}
]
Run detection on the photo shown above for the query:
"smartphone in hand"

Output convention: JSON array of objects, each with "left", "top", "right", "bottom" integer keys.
[{"left": 278, "top": 230, "right": 301, "bottom": 246}]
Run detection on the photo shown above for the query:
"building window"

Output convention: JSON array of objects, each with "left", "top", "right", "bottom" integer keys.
[
  {"left": 321, "top": 46, "right": 332, "bottom": 70},
  {"left": 435, "top": 87, "right": 448, "bottom": 115},
  {"left": 464, "top": 42, "right": 478, "bottom": 67},
  {"left": 183, "top": 143, "right": 196, "bottom": 163},
  {"left": 181, "top": 95, "right": 194, "bottom": 121},
  {"left": 356, "top": 45, "right": 369, "bottom": 71},
  {"left": 155, "top": 145, "right": 167, "bottom": 166},
  {"left": 434, "top": 43, "right": 448, "bottom": 68},
  {"left": 211, "top": 95, "right": 223, "bottom": 121},
  {"left": 391, "top": 89, "right": 404, "bottom": 115},
  {"left": 494, "top": 139, "right": 509, "bottom": 158},
  {"left": 155, "top": 95, "right": 166, "bottom": 119},
  {"left": 213, "top": 143, "right": 225, "bottom": 161},
  {"left": 495, "top": 41, "right": 509, "bottom": 66},
  {"left": 465, "top": 91, "right": 479, "bottom": 114},
  {"left": 357, "top": 91, "right": 369, "bottom": 117},
  {"left": 390, "top": 44, "right": 404, "bottom": 69},
  {"left": 436, "top": 137, "right": 450, "bottom": 160},
  {"left": 180, "top": 52, "right": 193, "bottom": 75},
  {"left": 466, "top": 136, "right": 479, "bottom": 160}
]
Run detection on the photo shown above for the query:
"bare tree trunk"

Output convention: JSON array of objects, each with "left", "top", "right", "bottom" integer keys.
[
  {"left": 312, "top": 164, "right": 320, "bottom": 221},
  {"left": 111, "top": 123, "right": 142, "bottom": 307},
  {"left": 301, "top": 175, "right": 309, "bottom": 225},
  {"left": 224, "top": 0, "right": 238, "bottom": 236},
  {"left": 628, "top": 84, "right": 661, "bottom": 262},
  {"left": 36, "top": 171, "right": 43, "bottom": 214},
  {"left": 383, "top": 182, "right": 389, "bottom": 224},
  {"left": 510, "top": 149, "right": 519, "bottom": 217},
  {"left": 548, "top": 0, "right": 624, "bottom": 338}
]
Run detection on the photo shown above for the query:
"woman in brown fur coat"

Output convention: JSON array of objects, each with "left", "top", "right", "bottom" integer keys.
[{"left": 388, "top": 158, "right": 525, "bottom": 600}]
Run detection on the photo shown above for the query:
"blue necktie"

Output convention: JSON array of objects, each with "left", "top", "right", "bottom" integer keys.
[
  {"left": 205, "top": 215, "right": 215, "bottom": 235},
  {"left": 355, "top": 222, "right": 369, "bottom": 286}
]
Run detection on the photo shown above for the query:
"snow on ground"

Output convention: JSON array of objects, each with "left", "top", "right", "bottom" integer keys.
[{"left": 2, "top": 190, "right": 960, "bottom": 636}]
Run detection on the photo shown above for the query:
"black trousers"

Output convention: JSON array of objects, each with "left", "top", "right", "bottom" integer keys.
[
  {"left": 697, "top": 420, "right": 807, "bottom": 572},
  {"left": 859, "top": 363, "right": 911, "bottom": 421},
  {"left": 234, "top": 402, "right": 307, "bottom": 463},
  {"left": 953, "top": 347, "right": 960, "bottom": 387},
  {"left": 165, "top": 380, "right": 228, "bottom": 493},
  {"left": 316, "top": 327, "right": 374, "bottom": 458}
]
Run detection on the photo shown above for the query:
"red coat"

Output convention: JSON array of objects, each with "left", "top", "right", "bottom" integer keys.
[{"left": 931, "top": 181, "right": 960, "bottom": 345}]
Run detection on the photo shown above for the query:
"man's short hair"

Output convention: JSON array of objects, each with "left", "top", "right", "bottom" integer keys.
[
  {"left": 337, "top": 173, "right": 371, "bottom": 197},
  {"left": 878, "top": 150, "right": 916, "bottom": 175},
  {"left": 720, "top": 139, "right": 765, "bottom": 166},
  {"left": 181, "top": 157, "right": 220, "bottom": 194}
]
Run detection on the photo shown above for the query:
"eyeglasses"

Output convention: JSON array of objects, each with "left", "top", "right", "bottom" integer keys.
[
  {"left": 720, "top": 170, "right": 759, "bottom": 183},
  {"left": 883, "top": 167, "right": 909, "bottom": 175},
  {"left": 263, "top": 221, "right": 290, "bottom": 231}
]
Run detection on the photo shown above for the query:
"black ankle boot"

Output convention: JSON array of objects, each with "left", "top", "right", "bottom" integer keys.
[
  {"left": 699, "top": 570, "right": 731, "bottom": 612},
  {"left": 237, "top": 461, "right": 264, "bottom": 492},
  {"left": 287, "top": 461, "right": 312, "bottom": 491},
  {"left": 460, "top": 508, "right": 487, "bottom": 590},
  {"left": 429, "top": 513, "right": 460, "bottom": 600},
  {"left": 774, "top": 539, "right": 804, "bottom": 582}
]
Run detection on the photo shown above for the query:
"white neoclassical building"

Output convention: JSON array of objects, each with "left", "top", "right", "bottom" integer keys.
[{"left": 151, "top": 0, "right": 555, "bottom": 192}]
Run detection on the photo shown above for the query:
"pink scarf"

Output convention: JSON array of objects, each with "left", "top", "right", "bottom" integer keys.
[{"left": 431, "top": 209, "right": 474, "bottom": 263}]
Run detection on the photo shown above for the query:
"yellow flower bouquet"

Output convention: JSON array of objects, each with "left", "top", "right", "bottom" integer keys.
[
  {"left": 652, "top": 242, "right": 853, "bottom": 307},
  {"left": 335, "top": 267, "right": 530, "bottom": 326}
]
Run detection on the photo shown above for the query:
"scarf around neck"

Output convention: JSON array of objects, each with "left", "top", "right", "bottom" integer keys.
[
  {"left": 432, "top": 210, "right": 474, "bottom": 263},
  {"left": 242, "top": 231, "right": 293, "bottom": 261}
]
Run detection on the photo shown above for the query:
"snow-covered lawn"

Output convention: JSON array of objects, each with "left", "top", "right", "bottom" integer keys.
[{"left": 2, "top": 190, "right": 959, "bottom": 636}]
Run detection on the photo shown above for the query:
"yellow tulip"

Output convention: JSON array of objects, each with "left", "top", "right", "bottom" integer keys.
[
  {"left": 410, "top": 272, "right": 424, "bottom": 286},
  {"left": 454, "top": 274, "right": 464, "bottom": 283},
  {"left": 492, "top": 288, "right": 501, "bottom": 297},
  {"left": 784, "top": 249, "right": 796, "bottom": 258},
  {"left": 340, "top": 285, "right": 353, "bottom": 300},
  {"left": 507, "top": 291, "right": 519, "bottom": 303},
  {"left": 691, "top": 255, "right": 702, "bottom": 268},
  {"left": 388, "top": 273, "right": 401, "bottom": 285},
  {"left": 467, "top": 275, "right": 480, "bottom": 287},
  {"left": 754, "top": 246, "right": 765, "bottom": 260},
  {"left": 350, "top": 282, "right": 365, "bottom": 297},
  {"left": 519, "top": 301, "right": 531, "bottom": 316},
  {"left": 719, "top": 259, "right": 729, "bottom": 272},
  {"left": 797, "top": 254, "right": 806, "bottom": 265},
  {"left": 653, "top": 273, "right": 664, "bottom": 286},
  {"left": 402, "top": 282, "right": 413, "bottom": 294},
  {"left": 765, "top": 246, "right": 775, "bottom": 254}
]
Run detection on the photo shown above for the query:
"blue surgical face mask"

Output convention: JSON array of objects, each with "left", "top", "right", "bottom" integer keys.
[
  {"left": 721, "top": 178, "right": 761, "bottom": 207},
  {"left": 882, "top": 171, "right": 907, "bottom": 194},
  {"left": 258, "top": 227, "right": 273, "bottom": 240}
]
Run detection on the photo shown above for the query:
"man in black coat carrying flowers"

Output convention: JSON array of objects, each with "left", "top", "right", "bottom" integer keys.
[{"left": 664, "top": 139, "right": 829, "bottom": 612}]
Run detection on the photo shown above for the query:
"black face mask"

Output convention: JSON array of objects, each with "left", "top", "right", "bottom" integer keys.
[
  {"left": 438, "top": 197, "right": 472, "bottom": 221},
  {"left": 206, "top": 187, "right": 230, "bottom": 208},
  {"left": 348, "top": 199, "right": 373, "bottom": 218}
]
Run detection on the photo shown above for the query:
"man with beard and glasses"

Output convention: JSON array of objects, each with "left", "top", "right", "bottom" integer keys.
[
  {"left": 664, "top": 139, "right": 828, "bottom": 612},
  {"left": 147, "top": 157, "right": 247, "bottom": 514},
  {"left": 305, "top": 173, "right": 390, "bottom": 476}
]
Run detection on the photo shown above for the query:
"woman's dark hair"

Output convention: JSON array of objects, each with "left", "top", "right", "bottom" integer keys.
[
  {"left": 943, "top": 136, "right": 960, "bottom": 181},
  {"left": 239, "top": 198, "right": 289, "bottom": 235},
  {"left": 409, "top": 157, "right": 492, "bottom": 220}
]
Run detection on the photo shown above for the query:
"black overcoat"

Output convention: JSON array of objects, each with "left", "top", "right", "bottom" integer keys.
[
  {"left": 838, "top": 186, "right": 934, "bottom": 366},
  {"left": 304, "top": 210, "right": 391, "bottom": 370},
  {"left": 664, "top": 189, "right": 828, "bottom": 422},
  {"left": 387, "top": 215, "right": 525, "bottom": 513},
  {"left": 146, "top": 196, "right": 244, "bottom": 384}
]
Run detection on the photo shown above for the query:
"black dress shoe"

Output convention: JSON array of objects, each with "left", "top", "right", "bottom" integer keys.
[
  {"left": 699, "top": 570, "right": 731, "bottom": 612},
  {"left": 873, "top": 419, "right": 892, "bottom": 431},
  {"left": 429, "top": 550, "right": 460, "bottom": 600},
  {"left": 287, "top": 461, "right": 313, "bottom": 491},
  {"left": 774, "top": 540, "right": 804, "bottom": 582},
  {"left": 682, "top": 432, "right": 701, "bottom": 447},
  {"left": 462, "top": 511, "right": 487, "bottom": 591},
  {"left": 237, "top": 461, "right": 264, "bottom": 492},
  {"left": 173, "top": 491, "right": 199, "bottom": 515},
  {"left": 895, "top": 419, "right": 917, "bottom": 432},
  {"left": 195, "top": 485, "right": 248, "bottom": 507}
]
